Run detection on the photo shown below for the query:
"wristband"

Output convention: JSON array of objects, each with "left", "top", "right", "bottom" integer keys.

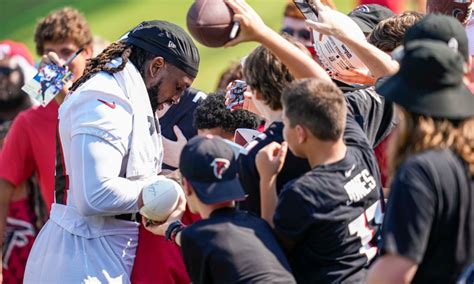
[
  {"left": 165, "top": 220, "right": 184, "bottom": 241},
  {"left": 170, "top": 224, "right": 186, "bottom": 244}
]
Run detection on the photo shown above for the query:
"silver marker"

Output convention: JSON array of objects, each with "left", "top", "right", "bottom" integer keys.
[
  {"left": 229, "top": 21, "right": 240, "bottom": 39},
  {"left": 62, "top": 47, "right": 84, "bottom": 68}
]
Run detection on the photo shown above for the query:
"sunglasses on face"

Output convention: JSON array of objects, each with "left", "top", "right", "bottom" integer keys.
[
  {"left": 0, "top": 66, "right": 20, "bottom": 76},
  {"left": 281, "top": 27, "right": 312, "bottom": 41}
]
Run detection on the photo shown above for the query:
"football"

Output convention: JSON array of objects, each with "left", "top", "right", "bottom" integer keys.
[
  {"left": 139, "top": 176, "right": 182, "bottom": 222},
  {"left": 186, "top": 0, "right": 235, "bottom": 47},
  {"left": 427, "top": 0, "right": 473, "bottom": 25}
]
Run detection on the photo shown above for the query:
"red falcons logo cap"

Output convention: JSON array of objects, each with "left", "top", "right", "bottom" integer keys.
[{"left": 179, "top": 135, "right": 246, "bottom": 204}]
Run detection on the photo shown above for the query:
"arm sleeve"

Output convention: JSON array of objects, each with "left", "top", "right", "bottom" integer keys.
[
  {"left": 380, "top": 157, "right": 436, "bottom": 263},
  {"left": 0, "top": 114, "right": 34, "bottom": 186},
  {"left": 273, "top": 182, "right": 313, "bottom": 242},
  {"left": 70, "top": 134, "right": 143, "bottom": 216},
  {"left": 345, "top": 88, "right": 397, "bottom": 148},
  {"left": 237, "top": 149, "right": 261, "bottom": 215}
]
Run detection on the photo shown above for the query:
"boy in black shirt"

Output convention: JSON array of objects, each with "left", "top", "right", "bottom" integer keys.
[
  {"left": 145, "top": 135, "right": 296, "bottom": 284},
  {"left": 256, "top": 79, "right": 383, "bottom": 283},
  {"left": 237, "top": 39, "right": 312, "bottom": 216}
]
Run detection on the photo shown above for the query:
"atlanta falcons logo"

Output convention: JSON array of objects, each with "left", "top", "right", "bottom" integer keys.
[{"left": 211, "top": 158, "right": 230, "bottom": 179}]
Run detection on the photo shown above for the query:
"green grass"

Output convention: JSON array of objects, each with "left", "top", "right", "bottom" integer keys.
[{"left": 0, "top": 0, "right": 354, "bottom": 93}]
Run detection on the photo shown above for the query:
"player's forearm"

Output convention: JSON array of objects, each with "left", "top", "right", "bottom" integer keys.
[
  {"left": 259, "top": 176, "right": 278, "bottom": 228},
  {"left": 338, "top": 35, "right": 399, "bottom": 79},
  {"left": 71, "top": 134, "right": 144, "bottom": 216},
  {"left": 258, "top": 27, "right": 331, "bottom": 82}
]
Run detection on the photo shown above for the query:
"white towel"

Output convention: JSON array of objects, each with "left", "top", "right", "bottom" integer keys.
[{"left": 111, "top": 59, "right": 163, "bottom": 180}]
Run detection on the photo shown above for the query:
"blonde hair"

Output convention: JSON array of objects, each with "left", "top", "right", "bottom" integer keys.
[{"left": 389, "top": 108, "right": 474, "bottom": 180}]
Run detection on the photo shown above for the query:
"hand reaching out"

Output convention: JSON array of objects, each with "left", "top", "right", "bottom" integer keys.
[
  {"left": 39, "top": 52, "right": 73, "bottom": 97},
  {"left": 162, "top": 126, "right": 187, "bottom": 168},
  {"left": 142, "top": 189, "right": 186, "bottom": 237},
  {"left": 224, "top": 0, "right": 271, "bottom": 47},
  {"left": 304, "top": 0, "right": 355, "bottom": 40},
  {"left": 256, "top": 142, "right": 288, "bottom": 184}
]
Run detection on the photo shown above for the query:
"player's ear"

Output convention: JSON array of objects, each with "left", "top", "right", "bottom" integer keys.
[
  {"left": 149, "top": 57, "right": 165, "bottom": 78},
  {"left": 295, "top": 124, "right": 307, "bottom": 144}
]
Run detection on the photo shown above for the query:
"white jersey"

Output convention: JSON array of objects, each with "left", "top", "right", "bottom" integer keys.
[{"left": 24, "top": 69, "right": 160, "bottom": 283}]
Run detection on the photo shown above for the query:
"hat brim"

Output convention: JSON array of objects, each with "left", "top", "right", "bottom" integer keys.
[
  {"left": 189, "top": 177, "right": 246, "bottom": 205},
  {"left": 349, "top": 17, "right": 373, "bottom": 34},
  {"left": 377, "top": 74, "right": 474, "bottom": 119}
]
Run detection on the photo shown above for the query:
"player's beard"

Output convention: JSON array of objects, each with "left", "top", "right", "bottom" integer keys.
[{"left": 147, "top": 79, "right": 162, "bottom": 113}]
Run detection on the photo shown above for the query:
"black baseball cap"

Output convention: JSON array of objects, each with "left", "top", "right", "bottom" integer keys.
[
  {"left": 377, "top": 39, "right": 474, "bottom": 120},
  {"left": 404, "top": 14, "right": 469, "bottom": 62},
  {"left": 348, "top": 4, "right": 395, "bottom": 34},
  {"left": 179, "top": 135, "right": 246, "bottom": 204},
  {"left": 123, "top": 20, "right": 200, "bottom": 77}
]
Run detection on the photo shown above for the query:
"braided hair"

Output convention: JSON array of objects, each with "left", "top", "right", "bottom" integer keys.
[{"left": 70, "top": 41, "right": 155, "bottom": 92}]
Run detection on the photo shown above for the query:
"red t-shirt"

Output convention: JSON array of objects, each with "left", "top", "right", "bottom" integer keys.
[
  {"left": 0, "top": 101, "right": 58, "bottom": 211},
  {"left": 359, "top": 0, "right": 404, "bottom": 13},
  {"left": 131, "top": 209, "right": 201, "bottom": 284}
]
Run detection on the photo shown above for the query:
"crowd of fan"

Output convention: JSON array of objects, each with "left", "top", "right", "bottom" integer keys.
[{"left": 0, "top": 0, "right": 473, "bottom": 283}]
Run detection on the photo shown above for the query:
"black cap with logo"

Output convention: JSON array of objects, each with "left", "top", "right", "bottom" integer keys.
[
  {"left": 378, "top": 39, "right": 474, "bottom": 119},
  {"left": 348, "top": 4, "right": 395, "bottom": 34},
  {"left": 123, "top": 20, "right": 200, "bottom": 77},
  {"left": 179, "top": 135, "right": 246, "bottom": 204}
]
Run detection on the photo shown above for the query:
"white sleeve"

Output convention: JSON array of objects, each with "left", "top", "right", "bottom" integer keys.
[{"left": 70, "top": 133, "right": 146, "bottom": 216}]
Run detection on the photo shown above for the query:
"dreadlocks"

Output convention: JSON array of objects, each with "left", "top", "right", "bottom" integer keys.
[{"left": 70, "top": 40, "right": 155, "bottom": 92}]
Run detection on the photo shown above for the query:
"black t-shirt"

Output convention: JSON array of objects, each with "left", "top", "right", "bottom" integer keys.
[
  {"left": 160, "top": 87, "right": 207, "bottom": 170},
  {"left": 381, "top": 149, "right": 474, "bottom": 283},
  {"left": 238, "top": 122, "right": 311, "bottom": 215},
  {"left": 344, "top": 86, "right": 396, "bottom": 148},
  {"left": 273, "top": 115, "right": 383, "bottom": 284},
  {"left": 180, "top": 207, "right": 296, "bottom": 284}
]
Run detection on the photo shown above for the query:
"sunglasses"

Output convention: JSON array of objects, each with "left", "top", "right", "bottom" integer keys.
[
  {"left": 0, "top": 66, "right": 20, "bottom": 76},
  {"left": 281, "top": 27, "right": 311, "bottom": 41}
]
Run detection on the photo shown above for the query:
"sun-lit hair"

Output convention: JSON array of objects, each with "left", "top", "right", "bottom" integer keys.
[
  {"left": 243, "top": 35, "right": 309, "bottom": 111},
  {"left": 34, "top": 7, "right": 92, "bottom": 56},
  {"left": 389, "top": 108, "right": 474, "bottom": 178},
  {"left": 368, "top": 11, "right": 424, "bottom": 52},
  {"left": 281, "top": 78, "right": 346, "bottom": 141}
]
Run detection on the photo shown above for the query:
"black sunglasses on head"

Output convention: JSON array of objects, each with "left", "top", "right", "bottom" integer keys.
[
  {"left": 281, "top": 27, "right": 311, "bottom": 41},
  {"left": 0, "top": 66, "right": 20, "bottom": 76}
]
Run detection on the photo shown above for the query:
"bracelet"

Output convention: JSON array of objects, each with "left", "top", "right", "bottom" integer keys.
[
  {"left": 165, "top": 220, "right": 184, "bottom": 241},
  {"left": 170, "top": 225, "right": 186, "bottom": 244}
]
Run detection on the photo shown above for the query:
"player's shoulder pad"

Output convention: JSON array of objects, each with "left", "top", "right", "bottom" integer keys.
[{"left": 59, "top": 73, "right": 134, "bottom": 154}]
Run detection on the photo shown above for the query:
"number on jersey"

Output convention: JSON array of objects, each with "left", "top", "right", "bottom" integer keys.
[{"left": 348, "top": 200, "right": 383, "bottom": 262}]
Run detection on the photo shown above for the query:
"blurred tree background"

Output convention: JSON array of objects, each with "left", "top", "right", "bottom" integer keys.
[{"left": 0, "top": 0, "right": 353, "bottom": 93}]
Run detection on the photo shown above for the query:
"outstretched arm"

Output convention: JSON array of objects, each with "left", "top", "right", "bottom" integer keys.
[
  {"left": 224, "top": 0, "right": 331, "bottom": 82},
  {"left": 305, "top": 0, "right": 399, "bottom": 79}
]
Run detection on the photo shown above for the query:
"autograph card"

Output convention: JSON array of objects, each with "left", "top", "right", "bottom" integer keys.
[{"left": 22, "top": 64, "right": 72, "bottom": 106}]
